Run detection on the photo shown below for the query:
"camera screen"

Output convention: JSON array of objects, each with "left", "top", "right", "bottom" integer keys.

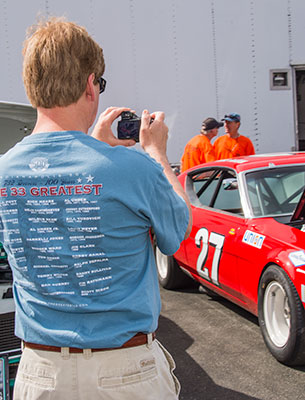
[{"left": 117, "top": 120, "right": 141, "bottom": 142}]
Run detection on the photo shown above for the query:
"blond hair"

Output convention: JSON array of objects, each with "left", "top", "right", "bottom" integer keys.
[{"left": 22, "top": 17, "right": 105, "bottom": 108}]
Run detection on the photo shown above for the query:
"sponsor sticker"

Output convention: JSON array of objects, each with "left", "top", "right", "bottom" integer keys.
[
  {"left": 289, "top": 251, "right": 305, "bottom": 267},
  {"left": 242, "top": 230, "right": 265, "bottom": 249}
]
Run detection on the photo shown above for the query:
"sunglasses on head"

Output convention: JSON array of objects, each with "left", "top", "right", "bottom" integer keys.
[{"left": 224, "top": 114, "right": 239, "bottom": 121}]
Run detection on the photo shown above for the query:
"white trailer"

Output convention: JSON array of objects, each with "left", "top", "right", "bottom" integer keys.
[
  {"left": 0, "top": 102, "right": 36, "bottom": 153},
  {"left": 1, "top": 0, "right": 305, "bottom": 162}
]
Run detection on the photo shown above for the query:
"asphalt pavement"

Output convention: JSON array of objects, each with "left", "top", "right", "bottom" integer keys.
[{"left": 157, "top": 284, "right": 305, "bottom": 400}]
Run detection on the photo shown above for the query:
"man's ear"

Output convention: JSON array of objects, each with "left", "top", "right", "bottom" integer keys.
[{"left": 86, "top": 73, "right": 97, "bottom": 102}]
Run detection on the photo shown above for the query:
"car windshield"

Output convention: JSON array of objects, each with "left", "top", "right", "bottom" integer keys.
[{"left": 245, "top": 165, "right": 305, "bottom": 217}]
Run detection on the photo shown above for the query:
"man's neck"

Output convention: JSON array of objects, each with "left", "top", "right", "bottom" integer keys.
[
  {"left": 205, "top": 132, "right": 214, "bottom": 141},
  {"left": 32, "top": 98, "right": 92, "bottom": 135},
  {"left": 228, "top": 132, "right": 239, "bottom": 139}
]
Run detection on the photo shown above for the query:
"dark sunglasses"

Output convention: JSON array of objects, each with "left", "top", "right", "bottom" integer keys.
[{"left": 98, "top": 77, "right": 106, "bottom": 94}]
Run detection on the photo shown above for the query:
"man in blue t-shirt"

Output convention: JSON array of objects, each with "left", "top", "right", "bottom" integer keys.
[{"left": 1, "top": 17, "right": 192, "bottom": 400}]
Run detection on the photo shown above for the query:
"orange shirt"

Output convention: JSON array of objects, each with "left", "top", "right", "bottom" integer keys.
[
  {"left": 213, "top": 134, "right": 255, "bottom": 160},
  {"left": 181, "top": 134, "right": 216, "bottom": 172}
]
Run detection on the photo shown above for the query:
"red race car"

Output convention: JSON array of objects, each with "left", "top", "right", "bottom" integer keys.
[{"left": 156, "top": 153, "right": 305, "bottom": 366}]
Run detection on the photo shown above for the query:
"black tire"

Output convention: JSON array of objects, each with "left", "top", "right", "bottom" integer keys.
[
  {"left": 154, "top": 246, "right": 192, "bottom": 290},
  {"left": 258, "top": 265, "right": 305, "bottom": 366}
]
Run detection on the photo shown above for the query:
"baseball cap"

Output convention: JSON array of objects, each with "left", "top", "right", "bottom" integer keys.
[
  {"left": 222, "top": 113, "right": 241, "bottom": 122},
  {"left": 202, "top": 117, "right": 224, "bottom": 130}
]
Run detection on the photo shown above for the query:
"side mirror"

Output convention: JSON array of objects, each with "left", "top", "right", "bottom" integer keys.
[{"left": 223, "top": 178, "right": 238, "bottom": 190}]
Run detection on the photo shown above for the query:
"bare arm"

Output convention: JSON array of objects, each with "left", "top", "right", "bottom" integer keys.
[{"left": 140, "top": 110, "right": 192, "bottom": 239}]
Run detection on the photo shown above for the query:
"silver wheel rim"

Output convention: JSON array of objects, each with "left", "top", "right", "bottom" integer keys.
[
  {"left": 263, "top": 281, "right": 290, "bottom": 347},
  {"left": 155, "top": 247, "right": 168, "bottom": 280}
]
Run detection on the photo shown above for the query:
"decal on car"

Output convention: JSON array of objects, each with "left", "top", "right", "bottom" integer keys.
[
  {"left": 195, "top": 227, "right": 225, "bottom": 286},
  {"left": 289, "top": 251, "right": 305, "bottom": 267},
  {"left": 242, "top": 230, "right": 265, "bottom": 249}
]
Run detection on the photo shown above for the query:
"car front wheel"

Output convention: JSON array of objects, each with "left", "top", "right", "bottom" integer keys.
[
  {"left": 155, "top": 247, "right": 192, "bottom": 289},
  {"left": 258, "top": 265, "right": 305, "bottom": 366}
]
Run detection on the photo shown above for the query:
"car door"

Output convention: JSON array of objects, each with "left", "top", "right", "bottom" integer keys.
[{"left": 184, "top": 167, "right": 247, "bottom": 301}]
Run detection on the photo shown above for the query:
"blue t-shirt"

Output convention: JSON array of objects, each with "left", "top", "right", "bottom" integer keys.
[{"left": 0, "top": 131, "right": 189, "bottom": 348}]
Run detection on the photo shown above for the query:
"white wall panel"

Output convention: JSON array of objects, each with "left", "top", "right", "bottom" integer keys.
[{"left": 1, "top": 0, "right": 305, "bottom": 160}]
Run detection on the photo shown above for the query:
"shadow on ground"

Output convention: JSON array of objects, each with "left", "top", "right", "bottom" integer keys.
[
  {"left": 174, "top": 283, "right": 259, "bottom": 326},
  {"left": 157, "top": 314, "right": 260, "bottom": 400}
]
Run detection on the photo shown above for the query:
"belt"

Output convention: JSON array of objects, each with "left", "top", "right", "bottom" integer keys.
[{"left": 23, "top": 332, "right": 156, "bottom": 353}]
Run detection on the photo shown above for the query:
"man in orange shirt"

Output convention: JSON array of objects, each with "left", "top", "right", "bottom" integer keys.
[
  {"left": 181, "top": 117, "right": 223, "bottom": 172},
  {"left": 214, "top": 113, "right": 255, "bottom": 159}
]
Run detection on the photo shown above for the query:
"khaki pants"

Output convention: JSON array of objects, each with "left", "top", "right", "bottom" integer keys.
[{"left": 14, "top": 340, "right": 180, "bottom": 400}]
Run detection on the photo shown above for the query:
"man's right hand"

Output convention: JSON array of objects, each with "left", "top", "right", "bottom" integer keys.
[{"left": 91, "top": 107, "right": 136, "bottom": 147}]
